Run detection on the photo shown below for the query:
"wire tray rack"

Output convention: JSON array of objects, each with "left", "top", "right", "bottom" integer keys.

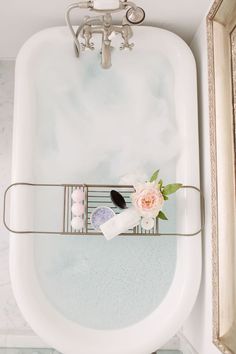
[{"left": 3, "top": 182, "right": 204, "bottom": 237}]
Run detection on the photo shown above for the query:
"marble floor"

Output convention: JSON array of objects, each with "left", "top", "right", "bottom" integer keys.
[
  {"left": 0, "top": 349, "right": 56, "bottom": 354},
  {"left": 0, "top": 350, "right": 183, "bottom": 354},
  {"left": 0, "top": 349, "right": 183, "bottom": 354},
  {"left": 0, "top": 348, "right": 185, "bottom": 354},
  {"left": 0, "top": 60, "right": 196, "bottom": 354},
  {"left": 0, "top": 60, "right": 31, "bottom": 333}
]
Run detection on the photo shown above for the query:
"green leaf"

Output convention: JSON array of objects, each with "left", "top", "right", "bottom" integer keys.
[
  {"left": 158, "top": 179, "right": 163, "bottom": 189},
  {"left": 163, "top": 195, "right": 169, "bottom": 201},
  {"left": 150, "top": 169, "right": 160, "bottom": 182},
  {"left": 158, "top": 210, "right": 168, "bottom": 220},
  {"left": 162, "top": 183, "right": 182, "bottom": 195}
]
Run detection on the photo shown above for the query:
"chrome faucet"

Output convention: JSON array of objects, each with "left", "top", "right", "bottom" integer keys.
[{"left": 65, "top": 1, "right": 145, "bottom": 69}]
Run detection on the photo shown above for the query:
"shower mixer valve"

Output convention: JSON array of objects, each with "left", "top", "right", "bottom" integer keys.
[{"left": 65, "top": 0, "right": 145, "bottom": 69}]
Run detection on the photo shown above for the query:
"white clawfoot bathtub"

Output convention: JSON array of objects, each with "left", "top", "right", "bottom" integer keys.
[{"left": 10, "top": 26, "right": 201, "bottom": 354}]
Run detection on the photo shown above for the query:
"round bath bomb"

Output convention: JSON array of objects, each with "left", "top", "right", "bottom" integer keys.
[
  {"left": 141, "top": 217, "right": 155, "bottom": 231},
  {"left": 71, "top": 203, "right": 85, "bottom": 216},
  {"left": 71, "top": 188, "right": 85, "bottom": 203},
  {"left": 71, "top": 216, "right": 84, "bottom": 231},
  {"left": 90, "top": 206, "right": 115, "bottom": 231}
]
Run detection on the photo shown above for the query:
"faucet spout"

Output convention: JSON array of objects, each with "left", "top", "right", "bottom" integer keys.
[{"left": 101, "top": 37, "right": 112, "bottom": 69}]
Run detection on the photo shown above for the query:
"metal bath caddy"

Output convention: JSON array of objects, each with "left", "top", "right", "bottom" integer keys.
[{"left": 3, "top": 182, "right": 204, "bottom": 237}]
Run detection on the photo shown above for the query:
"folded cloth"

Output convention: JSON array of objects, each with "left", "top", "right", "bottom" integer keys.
[{"left": 100, "top": 207, "right": 140, "bottom": 240}]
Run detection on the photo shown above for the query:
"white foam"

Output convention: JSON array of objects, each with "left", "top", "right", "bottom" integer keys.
[{"left": 32, "top": 42, "right": 180, "bottom": 329}]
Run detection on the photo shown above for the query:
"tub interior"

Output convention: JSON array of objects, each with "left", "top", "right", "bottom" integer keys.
[{"left": 21, "top": 31, "right": 182, "bottom": 329}]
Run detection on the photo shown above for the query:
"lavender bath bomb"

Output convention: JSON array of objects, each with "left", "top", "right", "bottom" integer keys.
[{"left": 90, "top": 206, "right": 115, "bottom": 231}]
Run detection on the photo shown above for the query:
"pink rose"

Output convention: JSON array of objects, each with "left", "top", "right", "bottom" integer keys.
[{"left": 132, "top": 182, "right": 164, "bottom": 217}]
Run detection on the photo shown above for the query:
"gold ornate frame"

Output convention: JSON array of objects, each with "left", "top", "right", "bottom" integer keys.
[{"left": 207, "top": 0, "right": 236, "bottom": 353}]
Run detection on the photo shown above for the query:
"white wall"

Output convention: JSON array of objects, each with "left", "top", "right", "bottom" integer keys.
[
  {"left": 0, "top": 0, "right": 211, "bottom": 58},
  {"left": 182, "top": 17, "right": 221, "bottom": 354}
]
